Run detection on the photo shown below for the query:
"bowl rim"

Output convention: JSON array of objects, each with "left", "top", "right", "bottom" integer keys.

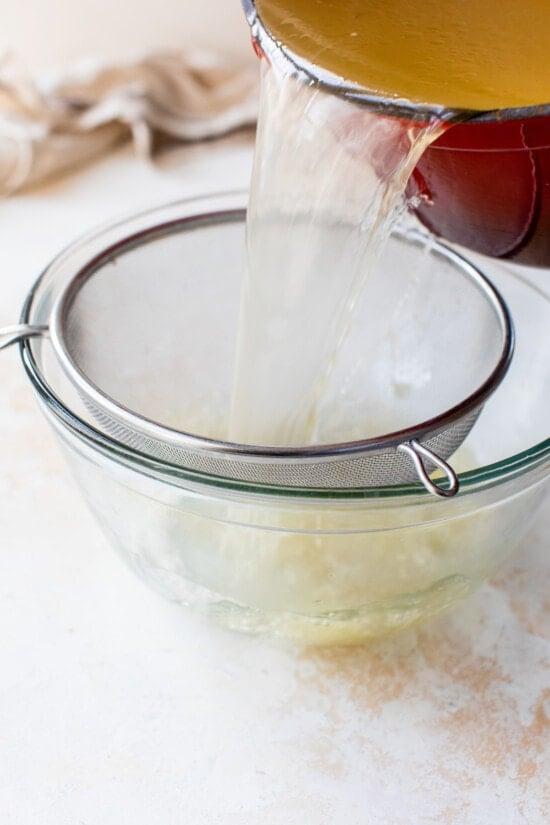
[{"left": 20, "top": 191, "right": 550, "bottom": 501}]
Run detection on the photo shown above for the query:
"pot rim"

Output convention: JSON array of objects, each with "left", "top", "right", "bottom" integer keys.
[{"left": 242, "top": 0, "right": 550, "bottom": 125}]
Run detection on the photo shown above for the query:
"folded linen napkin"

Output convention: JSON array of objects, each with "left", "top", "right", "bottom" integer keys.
[{"left": 0, "top": 50, "right": 258, "bottom": 194}]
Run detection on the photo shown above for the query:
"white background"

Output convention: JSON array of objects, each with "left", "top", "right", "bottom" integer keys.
[
  {"left": 1, "top": 0, "right": 252, "bottom": 71},
  {"left": 0, "top": 3, "right": 549, "bottom": 821}
]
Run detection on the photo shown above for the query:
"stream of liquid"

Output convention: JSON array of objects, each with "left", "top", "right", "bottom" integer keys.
[
  {"left": 230, "top": 0, "right": 550, "bottom": 447},
  {"left": 229, "top": 62, "right": 443, "bottom": 446},
  {"left": 147, "top": 2, "right": 547, "bottom": 643}
]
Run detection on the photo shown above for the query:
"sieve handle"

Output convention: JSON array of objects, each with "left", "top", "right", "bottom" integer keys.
[
  {"left": 0, "top": 324, "right": 49, "bottom": 351},
  {"left": 398, "top": 439, "right": 460, "bottom": 498}
]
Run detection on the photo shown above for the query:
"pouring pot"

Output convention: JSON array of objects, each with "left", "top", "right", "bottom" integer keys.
[
  {"left": 410, "top": 116, "right": 550, "bottom": 266},
  {"left": 243, "top": 0, "right": 550, "bottom": 267}
]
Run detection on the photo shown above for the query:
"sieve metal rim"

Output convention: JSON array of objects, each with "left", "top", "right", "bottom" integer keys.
[
  {"left": 2, "top": 191, "right": 533, "bottom": 498},
  {"left": 242, "top": 0, "right": 550, "bottom": 125},
  {"left": 0, "top": 198, "right": 515, "bottom": 497},
  {"left": 43, "top": 208, "right": 514, "bottom": 473}
]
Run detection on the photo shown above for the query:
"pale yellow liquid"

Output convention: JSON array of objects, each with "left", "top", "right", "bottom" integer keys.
[
  {"left": 222, "top": 2, "right": 522, "bottom": 644},
  {"left": 256, "top": 0, "right": 550, "bottom": 110},
  {"left": 229, "top": 66, "right": 442, "bottom": 446}
]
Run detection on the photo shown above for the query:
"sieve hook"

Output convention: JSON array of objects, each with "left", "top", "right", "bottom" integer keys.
[
  {"left": 0, "top": 324, "right": 49, "bottom": 351},
  {"left": 398, "top": 439, "right": 460, "bottom": 498}
]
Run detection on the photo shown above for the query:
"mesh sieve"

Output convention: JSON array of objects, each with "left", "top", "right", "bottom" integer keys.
[
  {"left": 1, "top": 198, "right": 514, "bottom": 498},
  {"left": 81, "top": 395, "right": 482, "bottom": 489}
]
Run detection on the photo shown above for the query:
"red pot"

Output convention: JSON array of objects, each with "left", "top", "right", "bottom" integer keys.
[
  {"left": 244, "top": 1, "right": 550, "bottom": 267},
  {"left": 410, "top": 116, "right": 550, "bottom": 267}
]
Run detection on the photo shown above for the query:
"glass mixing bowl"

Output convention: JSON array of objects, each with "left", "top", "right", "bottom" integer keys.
[{"left": 16, "top": 192, "right": 550, "bottom": 645}]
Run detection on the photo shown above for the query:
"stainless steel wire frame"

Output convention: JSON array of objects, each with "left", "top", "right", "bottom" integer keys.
[{"left": 0, "top": 206, "right": 514, "bottom": 498}]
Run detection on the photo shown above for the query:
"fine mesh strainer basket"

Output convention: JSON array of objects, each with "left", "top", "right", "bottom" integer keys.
[{"left": 0, "top": 192, "right": 514, "bottom": 498}]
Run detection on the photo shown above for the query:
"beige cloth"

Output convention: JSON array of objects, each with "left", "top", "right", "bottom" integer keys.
[{"left": 0, "top": 51, "right": 258, "bottom": 194}]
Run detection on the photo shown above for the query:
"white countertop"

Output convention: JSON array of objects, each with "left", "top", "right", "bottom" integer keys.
[{"left": 0, "top": 136, "right": 548, "bottom": 825}]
